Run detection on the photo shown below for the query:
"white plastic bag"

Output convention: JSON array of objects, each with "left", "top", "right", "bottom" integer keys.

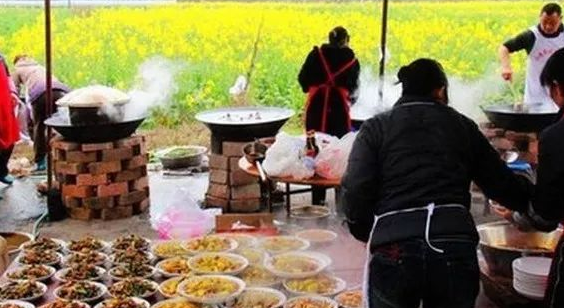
[
  {"left": 315, "top": 132, "right": 357, "bottom": 179},
  {"left": 262, "top": 132, "right": 315, "bottom": 179}
]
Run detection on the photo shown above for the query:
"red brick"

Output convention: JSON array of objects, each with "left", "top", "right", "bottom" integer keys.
[
  {"left": 230, "top": 168, "right": 257, "bottom": 186},
  {"left": 529, "top": 141, "right": 539, "bottom": 156},
  {"left": 64, "top": 196, "right": 81, "bottom": 208},
  {"left": 101, "top": 205, "right": 133, "bottom": 220},
  {"left": 68, "top": 207, "right": 97, "bottom": 221},
  {"left": 53, "top": 149, "right": 66, "bottom": 161},
  {"left": 118, "top": 190, "right": 147, "bottom": 206},
  {"left": 88, "top": 161, "right": 122, "bottom": 175},
  {"left": 222, "top": 141, "right": 247, "bottom": 157},
  {"left": 505, "top": 131, "right": 534, "bottom": 143},
  {"left": 114, "top": 136, "right": 144, "bottom": 148},
  {"left": 210, "top": 169, "right": 229, "bottom": 184},
  {"left": 229, "top": 157, "right": 244, "bottom": 172},
  {"left": 83, "top": 196, "right": 115, "bottom": 210},
  {"left": 52, "top": 140, "right": 80, "bottom": 151},
  {"left": 62, "top": 184, "right": 95, "bottom": 198},
  {"left": 205, "top": 195, "right": 229, "bottom": 211},
  {"left": 102, "top": 148, "right": 134, "bottom": 162},
  {"left": 134, "top": 198, "right": 150, "bottom": 214},
  {"left": 66, "top": 151, "right": 98, "bottom": 163},
  {"left": 114, "top": 168, "right": 144, "bottom": 183},
  {"left": 55, "top": 162, "right": 85, "bottom": 175},
  {"left": 209, "top": 154, "right": 229, "bottom": 170},
  {"left": 132, "top": 177, "right": 149, "bottom": 191},
  {"left": 491, "top": 137, "right": 514, "bottom": 151},
  {"left": 132, "top": 143, "right": 148, "bottom": 156},
  {"left": 81, "top": 142, "right": 114, "bottom": 152},
  {"left": 76, "top": 174, "right": 108, "bottom": 186},
  {"left": 229, "top": 199, "right": 261, "bottom": 212},
  {"left": 97, "top": 182, "right": 129, "bottom": 197},
  {"left": 124, "top": 155, "right": 149, "bottom": 170},
  {"left": 207, "top": 183, "right": 230, "bottom": 199},
  {"left": 231, "top": 184, "right": 261, "bottom": 200}
]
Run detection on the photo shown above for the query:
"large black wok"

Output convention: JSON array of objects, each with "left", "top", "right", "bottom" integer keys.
[
  {"left": 482, "top": 103, "right": 558, "bottom": 132},
  {"left": 45, "top": 117, "right": 145, "bottom": 143}
]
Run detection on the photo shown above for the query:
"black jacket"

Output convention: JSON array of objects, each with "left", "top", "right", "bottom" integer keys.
[{"left": 341, "top": 96, "right": 533, "bottom": 250}]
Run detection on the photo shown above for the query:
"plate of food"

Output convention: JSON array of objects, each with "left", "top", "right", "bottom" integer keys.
[
  {"left": 221, "top": 234, "right": 257, "bottom": 249},
  {"left": 258, "top": 236, "right": 309, "bottom": 255},
  {"left": 111, "top": 235, "right": 151, "bottom": 252},
  {"left": 63, "top": 251, "right": 108, "bottom": 267},
  {"left": 54, "top": 281, "right": 107, "bottom": 303},
  {"left": 4, "top": 265, "right": 56, "bottom": 282},
  {"left": 185, "top": 236, "right": 238, "bottom": 255},
  {"left": 110, "top": 249, "right": 154, "bottom": 265},
  {"left": 0, "top": 281, "right": 48, "bottom": 301},
  {"left": 188, "top": 253, "right": 248, "bottom": 275},
  {"left": 283, "top": 296, "right": 338, "bottom": 308},
  {"left": 55, "top": 265, "right": 106, "bottom": 282},
  {"left": 177, "top": 275, "right": 246, "bottom": 305},
  {"left": 67, "top": 237, "right": 108, "bottom": 253},
  {"left": 155, "top": 257, "right": 192, "bottom": 278},
  {"left": 20, "top": 238, "right": 66, "bottom": 252},
  {"left": 150, "top": 297, "right": 201, "bottom": 308},
  {"left": 295, "top": 230, "right": 338, "bottom": 244},
  {"left": 108, "top": 278, "right": 158, "bottom": 299},
  {"left": 39, "top": 300, "right": 91, "bottom": 308},
  {"left": 109, "top": 264, "right": 156, "bottom": 281},
  {"left": 334, "top": 290, "right": 363, "bottom": 308},
  {"left": 94, "top": 297, "right": 149, "bottom": 308},
  {"left": 235, "top": 248, "right": 267, "bottom": 265},
  {"left": 158, "top": 277, "right": 187, "bottom": 299},
  {"left": 227, "top": 287, "right": 286, "bottom": 308},
  {"left": 0, "top": 300, "right": 35, "bottom": 308},
  {"left": 151, "top": 241, "right": 189, "bottom": 259},
  {"left": 17, "top": 250, "right": 62, "bottom": 266},
  {"left": 265, "top": 252, "right": 330, "bottom": 279},
  {"left": 283, "top": 274, "right": 346, "bottom": 297},
  {"left": 237, "top": 265, "right": 281, "bottom": 288}
]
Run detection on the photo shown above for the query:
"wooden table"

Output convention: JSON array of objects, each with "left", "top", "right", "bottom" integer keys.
[{"left": 238, "top": 158, "right": 341, "bottom": 215}]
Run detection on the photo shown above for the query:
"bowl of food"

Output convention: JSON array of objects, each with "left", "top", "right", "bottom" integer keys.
[
  {"left": 290, "top": 206, "right": 330, "bottom": 220},
  {"left": 185, "top": 236, "right": 238, "bottom": 255},
  {"left": 94, "top": 297, "right": 149, "bottom": 308},
  {"left": 283, "top": 296, "right": 338, "bottom": 308},
  {"left": 55, "top": 265, "right": 106, "bottom": 282},
  {"left": 0, "top": 281, "right": 48, "bottom": 301},
  {"left": 0, "top": 300, "right": 36, "bottom": 308},
  {"left": 188, "top": 253, "right": 248, "bottom": 275},
  {"left": 155, "top": 257, "right": 192, "bottom": 278},
  {"left": 17, "top": 250, "right": 62, "bottom": 266},
  {"left": 151, "top": 241, "right": 189, "bottom": 259},
  {"left": 222, "top": 234, "right": 257, "bottom": 249},
  {"left": 0, "top": 232, "right": 33, "bottom": 257},
  {"left": 150, "top": 297, "right": 200, "bottom": 308},
  {"left": 158, "top": 277, "right": 187, "bottom": 299},
  {"left": 258, "top": 236, "right": 310, "bottom": 255},
  {"left": 4, "top": 265, "right": 56, "bottom": 282},
  {"left": 177, "top": 275, "right": 246, "bottom": 305},
  {"left": 238, "top": 265, "right": 281, "bottom": 288},
  {"left": 20, "top": 238, "right": 66, "bottom": 252},
  {"left": 235, "top": 248, "right": 267, "bottom": 265},
  {"left": 110, "top": 249, "right": 154, "bottom": 266},
  {"left": 283, "top": 274, "right": 346, "bottom": 297},
  {"left": 63, "top": 251, "right": 108, "bottom": 267},
  {"left": 227, "top": 287, "right": 286, "bottom": 308},
  {"left": 54, "top": 281, "right": 107, "bottom": 303},
  {"left": 265, "top": 252, "right": 330, "bottom": 279},
  {"left": 111, "top": 235, "right": 151, "bottom": 252},
  {"left": 158, "top": 146, "right": 207, "bottom": 169},
  {"left": 334, "top": 290, "right": 363, "bottom": 308},
  {"left": 40, "top": 300, "right": 91, "bottom": 308},
  {"left": 108, "top": 278, "right": 158, "bottom": 299},
  {"left": 109, "top": 264, "right": 156, "bottom": 281},
  {"left": 67, "top": 237, "right": 108, "bottom": 253},
  {"left": 295, "top": 230, "right": 338, "bottom": 245}
]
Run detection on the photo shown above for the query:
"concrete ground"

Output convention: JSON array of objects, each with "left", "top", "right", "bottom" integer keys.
[{"left": 0, "top": 171, "right": 500, "bottom": 307}]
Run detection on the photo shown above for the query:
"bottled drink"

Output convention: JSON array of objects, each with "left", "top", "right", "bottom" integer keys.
[{"left": 305, "top": 130, "right": 320, "bottom": 158}]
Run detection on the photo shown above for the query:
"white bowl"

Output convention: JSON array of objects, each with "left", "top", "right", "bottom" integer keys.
[
  {"left": 188, "top": 253, "right": 249, "bottom": 275},
  {"left": 109, "top": 251, "right": 155, "bottom": 266},
  {"left": 20, "top": 238, "right": 66, "bottom": 252},
  {"left": 110, "top": 237, "right": 152, "bottom": 252},
  {"left": 4, "top": 265, "right": 56, "bottom": 282},
  {"left": 94, "top": 297, "right": 149, "bottom": 308},
  {"left": 151, "top": 241, "right": 190, "bottom": 260},
  {"left": 158, "top": 276, "right": 187, "bottom": 299},
  {"left": 265, "top": 252, "right": 330, "bottom": 279},
  {"left": 284, "top": 296, "right": 339, "bottom": 308},
  {"left": 512, "top": 257, "right": 552, "bottom": 277},
  {"left": 0, "top": 281, "right": 48, "bottom": 302},
  {"left": 295, "top": 229, "right": 338, "bottom": 244},
  {"left": 185, "top": 236, "right": 238, "bottom": 255},
  {"left": 177, "top": 275, "right": 246, "bottom": 304},
  {"left": 237, "top": 265, "right": 282, "bottom": 288},
  {"left": 108, "top": 266, "right": 156, "bottom": 281},
  {"left": 283, "top": 275, "right": 347, "bottom": 297},
  {"left": 17, "top": 252, "right": 63, "bottom": 267},
  {"left": 54, "top": 281, "right": 107, "bottom": 303},
  {"left": 39, "top": 300, "right": 91, "bottom": 308},
  {"left": 63, "top": 252, "right": 109, "bottom": 267},
  {"left": 55, "top": 266, "right": 106, "bottom": 282},
  {"left": 151, "top": 298, "right": 199, "bottom": 308},
  {"left": 155, "top": 257, "right": 192, "bottom": 278},
  {"left": 258, "top": 236, "right": 310, "bottom": 255},
  {"left": 107, "top": 279, "right": 158, "bottom": 299},
  {"left": 227, "top": 287, "right": 286, "bottom": 308},
  {"left": 235, "top": 248, "right": 268, "bottom": 265},
  {"left": 0, "top": 299, "right": 36, "bottom": 308},
  {"left": 221, "top": 234, "right": 258, "bottom": 248},
  {"left": 66, "top": 239, "right": 109, "bottom": 253}
]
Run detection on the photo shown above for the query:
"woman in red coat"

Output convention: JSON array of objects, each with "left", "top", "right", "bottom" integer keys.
[{"left": 0, "top": 55, "right": 20, "bottom": 185}]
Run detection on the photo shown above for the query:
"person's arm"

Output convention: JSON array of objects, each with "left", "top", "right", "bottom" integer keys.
[
  {"left": 11, "top": 67, "right": 22, "bottom": 94},
  {"left": 499, "top": 30, "right": 535, "bottom": 81},
  {"left": 341, "top": 120, "right": 381, "bottom": 242},
  {"left": 298, "top": 48, "right": 317, "bottom": 93},
  {"left": 499, "top": 45, "right": 513, "bottom": 81}
]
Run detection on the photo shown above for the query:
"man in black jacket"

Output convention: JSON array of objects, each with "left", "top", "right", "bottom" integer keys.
[{"left": 341, "top": 58, "right": 533, "bottom": 308}]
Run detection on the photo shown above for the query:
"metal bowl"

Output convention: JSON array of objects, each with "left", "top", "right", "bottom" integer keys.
[
  {"left": 243, "top": 142, "right": 268, "bottom": 164},
  {"left": 159, "top": 146, "right": 208, "bottom": 169},
  {"left": 45, "top": 116, "right": 145, "bottom": 143},
  {"left": 0, "top": 232, "right": 33, "bottom": 257},
  {"left": 481, "top": 103, "right": 558, "bottom": 132},
  {"left": 478, "top": 221, "right": 561, "bottom": 278}
]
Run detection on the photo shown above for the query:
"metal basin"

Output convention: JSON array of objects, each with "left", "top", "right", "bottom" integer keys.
[
  {"left": 478, "top": 221, "right": 561, "bottom": 278},
  {"left": 45, "top": 116, "right": 145, "bottom": 143},
  {"left": 481, "top": 103, "right": 558, "bottom": 132},
  {"left": 0, "top": 231, "right": 33, "bottom": 257}
]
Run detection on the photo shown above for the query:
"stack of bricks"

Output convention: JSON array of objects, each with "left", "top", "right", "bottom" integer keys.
[
  {"left": 205, "top": 141, "right": 261, "bottom": 213},
  {"left": 480, "top": 123, "right": 539, "bottom": 165},
  {"left": 51, "top": 135, "right": 150, "bottom": 221}
]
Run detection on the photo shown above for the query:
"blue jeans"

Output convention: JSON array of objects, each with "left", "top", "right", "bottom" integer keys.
[{"left": 368, "top": 239, "right": 479, "bottom": 308}]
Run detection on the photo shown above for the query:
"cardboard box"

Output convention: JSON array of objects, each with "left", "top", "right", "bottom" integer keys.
[{"left": 215, "top": 213, "right": 275, "bottom": 233}]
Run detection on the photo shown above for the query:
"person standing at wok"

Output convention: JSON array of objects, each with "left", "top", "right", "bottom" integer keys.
[
  {"left": 12, "top": 55, "right": 69, "bottom": 172},
  {"left": 499, "top": 2, "right": 564, "bottom": 108},
  {"left": 0, "top": 54, "right": 21, "bottom": 186},
  {"left": 342, "top": 58, "right": 533, "bottom": 308},
  {"left": 298, "top": 26, "right": 360, "bottom": 205}
]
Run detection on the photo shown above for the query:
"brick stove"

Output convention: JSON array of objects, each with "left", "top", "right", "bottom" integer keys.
[
  {"left": 51, "top": 135, "right": 150, "bottom": 221},
  {"left": 480, "top": 123, "right": 539, "bottom": 166}
]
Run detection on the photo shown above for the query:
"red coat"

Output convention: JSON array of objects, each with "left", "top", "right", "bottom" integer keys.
[{"left": 0, "top": 61, "right": 19, "bottom": 149}]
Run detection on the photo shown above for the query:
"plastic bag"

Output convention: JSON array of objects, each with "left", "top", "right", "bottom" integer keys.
[
  {"left": 262, "top": 132, "right": 315, "bottom": 179},
  {"left": 150, "top": 188, "right": 214, "bottom": 239},
  {"left": 315, "top": 132, "right": 357, "bottom": 179}
]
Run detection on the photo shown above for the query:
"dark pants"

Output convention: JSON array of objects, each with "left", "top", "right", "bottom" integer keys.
[
  {"left": 0, "top": 146, "right": 14, "bottom": 178},
  {"left": 30, "top": 90, "right": 66, "bottom": 163},
  {"left": 312, "top": 186, "right": 326, "bottom": 205},
  {"left": 545, "top": 236, "right": 564, "bottom": 308},
  {"left": 368, "top": 239, "right": 479, "bottom": 308}
]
